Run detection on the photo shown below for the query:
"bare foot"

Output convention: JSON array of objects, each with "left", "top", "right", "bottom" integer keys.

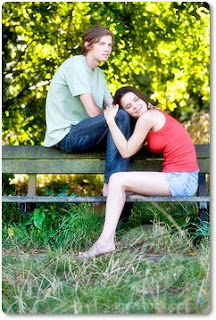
[{"left": 78, "top": 240, "right": 115, "bottom": 258}]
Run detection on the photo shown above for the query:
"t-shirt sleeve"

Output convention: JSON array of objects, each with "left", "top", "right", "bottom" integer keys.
[
  {"left": 100, "top": 70, "right": 112, "bottom": 100},
  {"left": 63, "top": 58, "right": 92, "bottom": 97},
  {"left": 104, "top": 85, "right": 112, "bottom": 99}
]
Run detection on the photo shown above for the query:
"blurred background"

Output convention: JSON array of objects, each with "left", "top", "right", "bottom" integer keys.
[
  {"left": 2, "top": 1, "right": 210, "bottom": 196},
  {"left": 2, "top": 1, "right": 210, "bottom": 146}
]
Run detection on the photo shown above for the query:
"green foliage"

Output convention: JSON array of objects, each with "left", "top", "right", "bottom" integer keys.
[
  {"left": 31, "top": 208, "right": 46, "bottom": 229},
  {"left": 2, "top": 202, "right": 24, "bottom": 223},
  {"left": 2, "top": 199, "right": 204, "bottom": 251},
  {"left": 39, "top": 174, "right": 103, "bottom": 196},
  {"left": 2, "top": 197, "right": 210, "bottom": 313},
  {"left": 183, "top": 111, "right": 210, "bottom": 144},
  {"left": 130, "top": 202, "right": 199, "bottom": 227},
  {"left": 2, "top": 216, "right": 210, "bottom": 313},
  {"left": 2, "top": 2, "right": 210, "bottom": 145},
  {"left": 2, "top": 173, "right": 104, "bottom": 197},
  {"left": 2, "top": 203, "right": 104, "bottom": 250}
]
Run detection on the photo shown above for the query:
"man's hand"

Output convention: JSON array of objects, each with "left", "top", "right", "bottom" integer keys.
[
  {"left": 104, "top": 104, "right": 119, "bottom": 123},
  {"left": 148, "top": 102, "right": 157, "bottom": 109}
]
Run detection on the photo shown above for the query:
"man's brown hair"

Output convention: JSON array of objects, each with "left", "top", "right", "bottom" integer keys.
[{"left": 82, "top": 25, "right": 114, "bottom": 55}]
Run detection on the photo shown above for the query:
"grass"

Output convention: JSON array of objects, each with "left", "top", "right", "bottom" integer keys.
[{"left": 2, "top": 202, "right": 210, "bottom": 314}]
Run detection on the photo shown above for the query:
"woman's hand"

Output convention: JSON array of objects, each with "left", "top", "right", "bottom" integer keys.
[{"left": 104, "top": 104, "right": 119, "bottom": 123}]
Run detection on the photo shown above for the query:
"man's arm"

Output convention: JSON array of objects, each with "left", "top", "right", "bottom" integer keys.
[
  {"left": 79, "top": 93, "right": 103, "bottom": 117},
  {"left": 103, "top": 96, "right": 114, "bottom": 108}
]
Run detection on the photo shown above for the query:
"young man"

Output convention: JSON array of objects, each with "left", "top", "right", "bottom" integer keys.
[{"left": 44, "top": 25, "right": 131, "bottom": 196}]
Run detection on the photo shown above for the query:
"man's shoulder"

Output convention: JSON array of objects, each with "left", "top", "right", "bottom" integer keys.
[
  {"left": 57, "top": 55, "right": 89, "bottom": 76},
  {"left": 63, "top": 55, "right": 85, "bottom": 66}
]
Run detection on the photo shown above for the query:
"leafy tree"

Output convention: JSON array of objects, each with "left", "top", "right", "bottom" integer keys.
[{"left": 2, "top": 2, "right": 210, "bottom": 145}]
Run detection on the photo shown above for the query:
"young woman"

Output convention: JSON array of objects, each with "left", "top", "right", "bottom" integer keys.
[{"left": 79, "top": 86, "right": 199, "bottom": 258}]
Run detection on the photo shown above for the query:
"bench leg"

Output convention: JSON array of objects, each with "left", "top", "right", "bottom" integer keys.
[
  {"left": 18, "top": 202, "right": 36, "bottom": 221},
  {"left": 119, "top": 202, "right": 134, "bottom": 223},
  {"left": 197, "top": 174, "right": 209, "bottom": 240},
  {"left": 18, "top": 174, "right": 37, "bottom": 221},
  {"left": 198, "top": 174, "right": 209, "bottom": 224},
  {"left": 199, "top": 208, "right": 208, "bottom": 225}
]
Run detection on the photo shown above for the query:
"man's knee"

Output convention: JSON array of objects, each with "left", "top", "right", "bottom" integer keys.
[{"left": 116, "top": 108, "right": 130, "bottom": 122}]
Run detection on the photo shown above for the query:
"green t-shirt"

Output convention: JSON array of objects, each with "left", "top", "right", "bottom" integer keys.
[{"left": 44, "top": 55, "right": 112, "bottom": 147}]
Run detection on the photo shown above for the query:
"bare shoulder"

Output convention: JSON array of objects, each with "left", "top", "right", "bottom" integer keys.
[
  {"left": 134, "top": 111, "right": 155, "bottom": 132},
  {"left": 146, "top": 109, "right": 165, "bottom": 120},
  {"left": 139, "top": 109, "right": 161, "bottom": 122},
  {"left": 137, "top": 109, "right": 165, "bottom": 132}
]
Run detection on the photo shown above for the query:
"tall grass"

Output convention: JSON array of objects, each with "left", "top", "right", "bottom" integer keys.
[{"left": 2, "top": 202, "right": 210, "bottom": 314}]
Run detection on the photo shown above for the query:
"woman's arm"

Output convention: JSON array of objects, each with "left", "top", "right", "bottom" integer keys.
[{"left": 104, "top": 106, "right": 154, "bottom": 158}]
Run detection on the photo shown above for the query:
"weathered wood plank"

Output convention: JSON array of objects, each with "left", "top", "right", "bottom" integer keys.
[
  {"left": 2, "top": 195, "right": 210, "bottom": 203},
  {"left": 2, "top": 145, "right": 106, "bottom": 159},
  {"left": 194, "top": 144, "right": 210, "bottom": 157},
  {"left": 27, "top": 174, "right": 36, "bottom": 196},
  {"left": 2, "top": 144, "right": 210, "bottom": 159},
  {"left": 3, "top": 159, "right": 105, "bottom": 174},
  {"left": 2, "top": 144, "right": 210, "bottom": 210},
  {"left": 2, "top": 158, "right": 209, "bottom": 174}
]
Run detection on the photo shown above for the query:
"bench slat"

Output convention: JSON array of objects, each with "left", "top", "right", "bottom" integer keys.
[
  {"left": 2, "top": 158, "right": 209, "bottom": 174},
  {"left": 2, "top": 145, "right": 105, "bottom": 160},
  {"left": 3, "top": 159, "right": 105, "bottom": 174},
  {"left": 2, "top": 144, "right": 209, "bottom": 159},
  {"left": 2, "top": 195, "right": 210, "bottom": 203}
]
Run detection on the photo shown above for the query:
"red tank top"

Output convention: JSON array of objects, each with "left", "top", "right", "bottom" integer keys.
[{"left": 146, "top": 110, "right": 199, "bottom": 172}]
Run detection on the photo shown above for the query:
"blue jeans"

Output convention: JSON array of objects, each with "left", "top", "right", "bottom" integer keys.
[{"left": 58, "top": 109, "right": 131, "bottom": 183}]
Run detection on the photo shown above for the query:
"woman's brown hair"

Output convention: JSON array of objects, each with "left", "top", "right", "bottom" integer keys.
[{"left": 113, "top": 86, "right": 149, "bottom": 107}]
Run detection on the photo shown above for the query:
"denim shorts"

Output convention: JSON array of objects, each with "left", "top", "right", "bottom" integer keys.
[{"left": 163, "top": 170, "right": 199, "bottom": 196}]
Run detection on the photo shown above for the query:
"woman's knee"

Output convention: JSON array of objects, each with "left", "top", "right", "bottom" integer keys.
[{"left": 109, "top": 172, "right": 127, "bottom": 188}]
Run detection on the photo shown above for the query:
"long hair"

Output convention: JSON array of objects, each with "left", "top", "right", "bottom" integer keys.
[
  {"left": 82, "top": 25, "right": 114, "bottom": 55},
  {"left": 113, "top": 86, "right": 149, "bottom": 107}
]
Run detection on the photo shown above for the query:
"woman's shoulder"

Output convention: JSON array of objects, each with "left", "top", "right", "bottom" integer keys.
[
  {"left": 140, "top": 108, "right": 163, "bottom": 120},
  {"left": 136, "top": 109, "right": 158, "bottom": 127},
  {"left": 138, "top": 109, "right": 166, "bottom": 131}
]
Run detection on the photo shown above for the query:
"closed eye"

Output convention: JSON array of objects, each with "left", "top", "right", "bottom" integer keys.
[{"left": 124, "top": 104, "right": 131, "bottom": 110}]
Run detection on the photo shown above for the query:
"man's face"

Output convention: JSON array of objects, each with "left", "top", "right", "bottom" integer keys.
[{"left": 86, "top": 35, "right": 113, "bottom": 63}]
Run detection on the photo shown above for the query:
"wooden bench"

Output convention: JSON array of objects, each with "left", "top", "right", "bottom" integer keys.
[{"left": 2, "top": 144, "right": 210, "bottom": 222}]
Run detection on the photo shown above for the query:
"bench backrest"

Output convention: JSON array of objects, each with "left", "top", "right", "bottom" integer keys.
[{"left": 2, "top": 144, "right": 210, "bottom": 175}]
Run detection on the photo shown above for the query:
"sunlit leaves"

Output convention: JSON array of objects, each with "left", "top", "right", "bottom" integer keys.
[{"left": 2, "top": 2, "right": 210, "bottom": 145}]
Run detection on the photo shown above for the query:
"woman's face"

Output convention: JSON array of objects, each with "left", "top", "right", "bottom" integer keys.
[{"left": 120, "top": 92, "right": 148, "bottom": 118}]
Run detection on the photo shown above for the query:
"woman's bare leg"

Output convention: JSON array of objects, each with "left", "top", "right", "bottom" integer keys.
[
  {"left": 102, "top": 183, "right": 108, "bottom": 196},
  {"left": 78, "top": 171, "right": 171, "bottom": 258}
]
